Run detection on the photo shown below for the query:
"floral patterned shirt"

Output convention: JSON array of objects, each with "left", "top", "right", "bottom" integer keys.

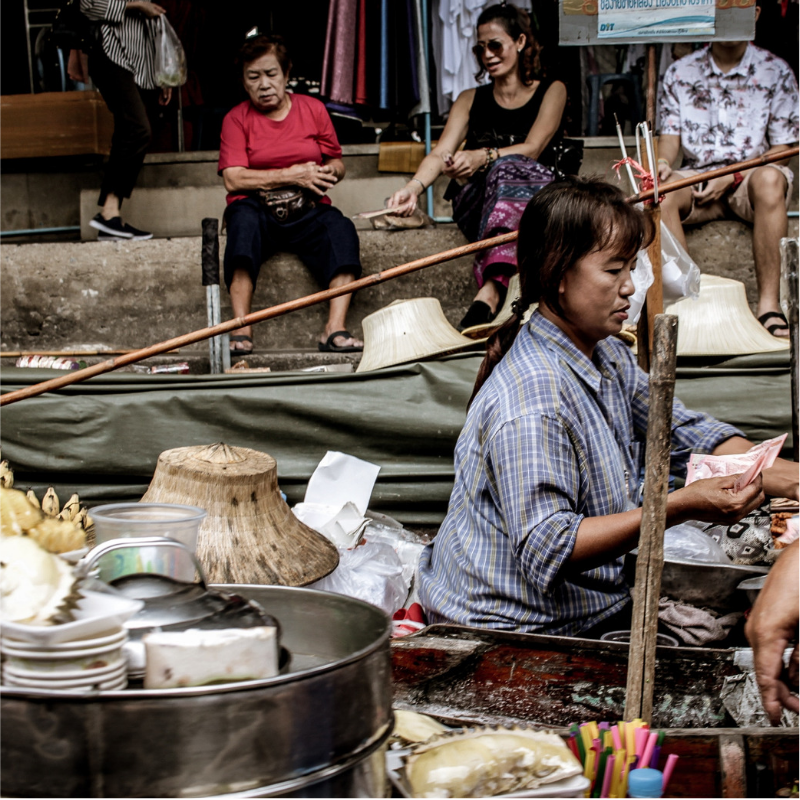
[{"left": 659, "top": 44, "right": 799, "bottom": 170}]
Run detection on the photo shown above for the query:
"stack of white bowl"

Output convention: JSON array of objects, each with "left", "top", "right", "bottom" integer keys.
[{"left": 1, "top": 627, "right": 129, "bottom": 691}]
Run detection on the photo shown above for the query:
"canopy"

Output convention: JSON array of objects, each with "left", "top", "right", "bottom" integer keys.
[{"left": 0, "top": 350, "right": 791, "bottom": 524}]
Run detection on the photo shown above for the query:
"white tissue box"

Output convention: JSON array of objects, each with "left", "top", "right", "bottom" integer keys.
[{"left": 143, "top": 626, "right": 279, "bottom": 689}]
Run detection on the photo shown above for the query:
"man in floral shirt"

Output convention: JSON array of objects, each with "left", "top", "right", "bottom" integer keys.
[{"left": 657, "top": 20, "right": 799, "bottom": 339}]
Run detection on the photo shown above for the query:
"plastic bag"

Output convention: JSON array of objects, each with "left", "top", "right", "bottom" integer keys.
[
  {"left": 154, "top": 16, "right": 187, "bottom": 88},
  {"left": 628, "top": 222, "right": 701, "bottom": 324},
  {"left": 663, "top": 522, "right": 731, "bottom": 564},
  {"left": 308, "top": 539, "right": 407, "bottom": 617},
  {"left": 661, "top": 223, "right": 701, "bottom": 306}
]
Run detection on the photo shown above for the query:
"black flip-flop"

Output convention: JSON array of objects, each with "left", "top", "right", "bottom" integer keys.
[
  {"left": 757, "top": 310, "right": 790, "bottom": 338},
  {"left": 229, "top": 334, "right": 253, "bottom": 356},
  {"left": 318, "top": 330, "right": 363, "bottom": 353},
  {"left": 458, "top": 301, "right": 495, "bottom": 331}
]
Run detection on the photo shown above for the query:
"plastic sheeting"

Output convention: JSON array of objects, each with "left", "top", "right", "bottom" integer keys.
[{"left": 0, "top": 350, "right": 792, "bottom": 523}]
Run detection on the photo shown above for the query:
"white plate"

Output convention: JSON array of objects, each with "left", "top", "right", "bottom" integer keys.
[
  {"left": 1, "top": 641, "right": 125, "bottom": 661},
  {"left": 1, "top": 628, "right": 127, "bottom": 651},
  {"left": 4, "top": 661, "right": 126, "bottom": 682},
  {"left": 3, "top": 675, "right": 128, "bottom": 692},
  {"left": 2, "top": 668, "right": 127, "bottom": 690},
  {"left": 0, "top": 591, "right": 143, "bottom": 645},
  {"left": 386, "top": 749, "right": 591, "bottom": 799}
]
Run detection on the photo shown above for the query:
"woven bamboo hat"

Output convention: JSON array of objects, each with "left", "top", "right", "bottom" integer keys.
[
  {"left": 141, "top": 443, "right": 339, "bottom": 586},
  {"left": 356, "top": 297, "right": 484, "bottom": 373},
  {"left": 668, "top": 275, "right": 790, "bottom": 356},
  {"left": 460, "top": 274, "right": 537, "bottom": 339}
]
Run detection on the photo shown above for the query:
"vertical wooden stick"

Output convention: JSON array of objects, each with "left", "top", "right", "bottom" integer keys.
[
  {"left": 625, "top": 314, "right": 678, "bottom": 723},
  {"left": 782, "top": 238, "right": 799, "bottom": 461}
]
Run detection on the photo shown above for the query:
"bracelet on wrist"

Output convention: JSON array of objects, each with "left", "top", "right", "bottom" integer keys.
[
  {"left": 410, "top": 177, "right": 426, "bottom": 194},
  {"left": 657, "top": 158, "right": 670, "bottom": 166}
]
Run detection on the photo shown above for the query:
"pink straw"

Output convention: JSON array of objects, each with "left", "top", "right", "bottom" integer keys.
[
  {"left": 640, "top": 732, "right": 658, "bottom": 773},
  {"left": 634, "top": 727, "right": 649, "bottom": 759},
  {"left": 662, "top": 754, "right": 680, "bottom": 793},
  {"left": 611, "top": 726, "right": 622, "bottom": 751},
  {"left": 601, "top": 755, "right": 615, "bottom": 798}
]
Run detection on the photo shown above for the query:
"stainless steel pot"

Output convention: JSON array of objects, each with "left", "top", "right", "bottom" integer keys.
[{"left": 1, "top": 585, "right": 392, "bottom": 798}]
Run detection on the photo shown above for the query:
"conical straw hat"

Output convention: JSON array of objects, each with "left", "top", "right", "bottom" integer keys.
[
  {"left": 356, "top": 297, "right": 485, "bottom": 373},
  {"left": 141, "top": 443, "right": 339, "bottom": 586},
  {"left": 668, "top": 274, "right": 790, "bottom": 356},
  {"left": 460, "top": 274, "right": 537, "bottom": 339}
]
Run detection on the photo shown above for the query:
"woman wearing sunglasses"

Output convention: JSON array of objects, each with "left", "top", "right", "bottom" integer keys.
[{"left": 387, "top": 3, "right": 567, "bottom": 330}]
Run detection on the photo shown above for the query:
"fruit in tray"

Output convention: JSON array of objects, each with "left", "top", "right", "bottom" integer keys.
[
  {"left": 391, "top": 709, "right": 449, "bottom": 746},
  {"left": 0, "top": 535, "right": 84, "bottom": 625},
  {"left": 1, "top": 487, "right": 86, "bottom": 553}
]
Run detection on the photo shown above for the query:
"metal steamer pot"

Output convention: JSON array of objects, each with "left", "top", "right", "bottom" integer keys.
[{"left": 1, "top": 582, "right": 392, "bottom": 798}]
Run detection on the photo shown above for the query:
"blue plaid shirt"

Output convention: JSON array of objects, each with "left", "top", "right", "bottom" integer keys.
[{"left": 418, "top": 311, "right": 742, "bottom": 636}]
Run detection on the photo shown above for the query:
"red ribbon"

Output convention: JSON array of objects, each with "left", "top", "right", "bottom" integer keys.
[{"left": 612, "top": 157, "right": 665, "bottom": 204}]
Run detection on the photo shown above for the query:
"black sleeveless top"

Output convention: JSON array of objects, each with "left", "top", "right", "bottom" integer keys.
[{"left": 463, "top": 79, "right": 562, "bottom": 168}]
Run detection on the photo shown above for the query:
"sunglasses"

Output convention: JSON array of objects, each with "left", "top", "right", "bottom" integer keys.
[{"left": 472, "top": 40, "right": 506, "bottom": 58}]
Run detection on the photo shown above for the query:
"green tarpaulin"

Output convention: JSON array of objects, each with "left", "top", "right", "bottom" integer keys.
[{"left": 0, "top": 350, "right": 792, "bottom": 523}]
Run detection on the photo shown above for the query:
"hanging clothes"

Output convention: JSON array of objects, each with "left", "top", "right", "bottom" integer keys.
[
  {"left": 431, "top": 0, "right": 533, "bottom": 115},
  {"left": 410, "top": 0, "right": 431, "bottom": 116},
  {"left": 321, "top": 0, "right": 358, "bottom": 106}
]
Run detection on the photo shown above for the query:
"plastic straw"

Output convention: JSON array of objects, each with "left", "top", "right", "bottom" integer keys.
[
  {"left": 641, "top": 731, "right": 658, "bottom": 771},
  {"left": 662, "top": 754, "right": 680, "bottom": 793},
  {"left": 650, "top": 745, "right": 662, "bottom": 769},
  {"left": 634, "top": 727, "right": 649, "bottom": 759},
  {"left": 601, "top": 755, "right": 615, "bottom": 798},
  {"left": 611, "top": 726, "right": 622, "bottom": 751}
]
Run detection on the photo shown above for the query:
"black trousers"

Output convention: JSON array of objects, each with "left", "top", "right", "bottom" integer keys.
[{"left": 89, "top": 49, "right": 158, "bottom": 207}]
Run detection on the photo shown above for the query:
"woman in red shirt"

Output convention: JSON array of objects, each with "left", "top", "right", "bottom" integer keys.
[{"left": 219, "top": 35, "right": 362, "bottom": 355}]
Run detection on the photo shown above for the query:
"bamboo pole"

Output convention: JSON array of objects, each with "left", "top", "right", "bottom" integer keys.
[
  {"left": 2, "top": 146, "right": 796, "bottom": 407},
  {"left": 0, "top": 232, "right": 516, "bottom": 406},
  {"left": 625, "top": 314, "right": 679, "bottom": 723},
  {"left": 0, "top": 350, "right": 180, "bottom": 358}
]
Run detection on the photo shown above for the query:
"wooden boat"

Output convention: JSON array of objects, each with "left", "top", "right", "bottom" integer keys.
[{"left": 390, "top": 624, "right": 798, "bottom": 798}]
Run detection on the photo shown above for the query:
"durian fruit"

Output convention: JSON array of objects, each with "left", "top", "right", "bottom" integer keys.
[
  {"left": 391, "top": 710, "right": 449, "bottom": 746},
  {"left": 26, "top": 489, "right": 40, "bottom": 509},
  {"left": 41, "top": 487, "right": 60, "bottom": 518},
  {"left": 1, "top": 487, "right": 43, "bottom": 536},
  {"left": 0, "top": 460, "right": 14, "bottom": 489},
  {"left": 60, "top": 493, "right": 80, "bottom": 521},
  {"left": 0, "top": 535, "right": 84, "bottom": 625}
]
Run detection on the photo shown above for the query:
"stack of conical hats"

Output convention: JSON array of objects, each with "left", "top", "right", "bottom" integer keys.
[
  {"left": 141, "top": 443, "right": 338, "bottom": 586},
  {"left": 668, "top": 275, "right": 790, "bottom": 356}
]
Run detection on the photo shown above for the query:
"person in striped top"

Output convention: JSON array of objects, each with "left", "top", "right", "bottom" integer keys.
[
  {"left": 76, "top": 0, "right": 173, "bottom": 240},
  {"left": 418, "top": 177, "right": 798, "bottom": 638}
]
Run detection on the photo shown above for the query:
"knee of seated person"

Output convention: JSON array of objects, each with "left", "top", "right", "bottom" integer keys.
[{"left": 749, "top": 167, "right": 787, "bottom": 201}]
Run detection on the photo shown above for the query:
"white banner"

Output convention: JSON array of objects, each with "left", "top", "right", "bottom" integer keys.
[{"left": 597, "top": 0, "right": 716, "bottom": 39}]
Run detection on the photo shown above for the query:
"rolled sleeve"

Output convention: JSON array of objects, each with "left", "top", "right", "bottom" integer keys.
[
  {"left": 80, "top": 0, "right": 126, "bottom": 24},
  {"left": 768, "top": 65, "right": 800, "bottom": 146},
  {"left": 659, "top": 67, "right": 682, "bottom": 136},
  {"left": 490, "top": 414, "right": 583, "bottom": 596}
]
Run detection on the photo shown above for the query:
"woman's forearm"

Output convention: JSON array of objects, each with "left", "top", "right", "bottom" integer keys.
[
  {"left": 222, "top": 166, "right": 292, "bottom": 193},
  {"left": 408, "top": 151, "right": 447, "bottom": 193}
]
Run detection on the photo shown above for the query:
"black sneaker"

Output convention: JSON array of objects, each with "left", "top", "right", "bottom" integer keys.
[
  {"left": 120, "top": 221, "right": 153, "bottom": 240},
  {"left": 97, "top": 233, "right": 127, "bottom": 242},
  {"left": 90, "top": 213, "right": 133, "bottom": 238}
]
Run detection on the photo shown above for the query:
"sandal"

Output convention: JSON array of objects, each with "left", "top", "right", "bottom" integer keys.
[
  {"left": 229, "top": 334, "right": 253, "bottom": 356},
  {"left": 318, "top": 330, "right": 363, "bottom": 353},
  {"left": 757, "top": 310, "right": 790, "bottom": 338},
  {"left": 458, "top": 301, "right": 494, "bottom": 332}
]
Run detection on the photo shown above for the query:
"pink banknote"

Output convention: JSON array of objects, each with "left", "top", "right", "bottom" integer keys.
[{"left": 685, "top": 433, "right": 788, "bottom": 492}]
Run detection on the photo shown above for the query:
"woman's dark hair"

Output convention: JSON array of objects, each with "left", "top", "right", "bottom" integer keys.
[
  {"left": 469, "top": 176, "right": 654, "bottom": 405},
  {"left": 474, "top": 3, "right": 540, "bottom": 85},
  {"left": 236, "top": 34, "right": 292, "bottom": 77}
]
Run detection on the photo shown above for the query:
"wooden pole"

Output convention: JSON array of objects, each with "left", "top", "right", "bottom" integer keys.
[
  {"left": 0, "top": 231, "right": 517, "bottom": 406},
  {"left": 2, "top": 147, "right": 796, "bottom": 407},
  {"left": 625, "top": 314, "right": 678, "bottom": 723},
  {"left": 782, "top": 238, "right": 799, "bottom": 462}
]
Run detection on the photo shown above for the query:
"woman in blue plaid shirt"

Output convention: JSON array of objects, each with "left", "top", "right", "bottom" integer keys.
[{"left": 418, "top": 177, "right": 798, "bottom": 637}]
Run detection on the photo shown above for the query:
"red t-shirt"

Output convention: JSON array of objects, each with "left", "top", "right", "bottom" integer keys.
[{"left": 218, "top": 93, "right": 343, "bottom": 205}]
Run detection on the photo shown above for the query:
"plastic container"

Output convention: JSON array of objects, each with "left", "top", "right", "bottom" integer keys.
[
  {"left": 91, "top": 503, "right": 207, "bottom": 582},
  {"left": 15, "top": 355, "right": 82, "bottom": 370},
  {"left": 628, "top": 767, "right": 663, "bottom": 798}
]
